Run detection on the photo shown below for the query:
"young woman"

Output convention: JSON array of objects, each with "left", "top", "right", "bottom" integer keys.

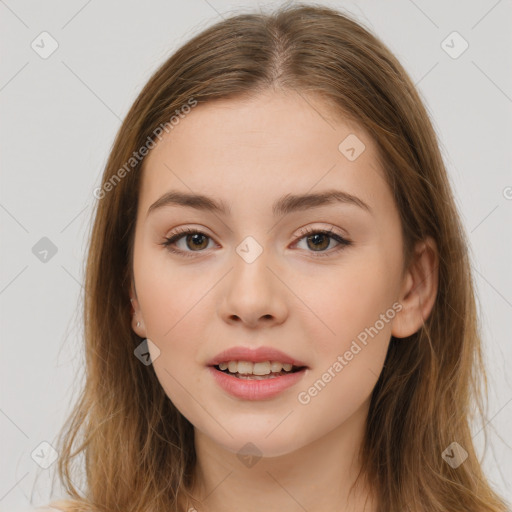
[{"left": 45, "top": 3, "right": 509, "bottom": 512}]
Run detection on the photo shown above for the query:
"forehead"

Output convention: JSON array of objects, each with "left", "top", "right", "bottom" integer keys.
[{"left": 139, "top": 90, "right": 387, "bottom": 213}]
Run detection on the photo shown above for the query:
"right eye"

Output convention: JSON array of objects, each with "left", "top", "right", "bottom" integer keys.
[{"left": 161, "top": 227, "right": 216, "bottom": 257}]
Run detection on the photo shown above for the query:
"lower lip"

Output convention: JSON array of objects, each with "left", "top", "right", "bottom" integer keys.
[{"left": 208, "top": 366, "right": 307, "bottom": 400}]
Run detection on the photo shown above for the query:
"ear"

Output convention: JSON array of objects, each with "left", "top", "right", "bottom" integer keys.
[
  {"left": 129, "top": 281, "right": 147, "bottom": 338},
  {"left": 391, "top": 237, "right": 439, "bottom": 338}
]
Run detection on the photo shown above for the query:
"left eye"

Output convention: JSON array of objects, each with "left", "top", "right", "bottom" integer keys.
[
  {"left": 294, "top": 227, "right": 351, "bottom": 256},
  {"left": 161, "top": 226, "right": 352, "bottom": 258}
]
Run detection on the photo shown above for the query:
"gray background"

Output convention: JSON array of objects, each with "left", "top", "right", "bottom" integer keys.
[{"left": 1, "top": 1, "right": 511, "bottom": 510}]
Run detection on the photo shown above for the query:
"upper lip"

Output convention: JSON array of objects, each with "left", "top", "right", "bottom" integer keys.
[{"left": 207, "top": 346, "right": 308, "bottom": 368}]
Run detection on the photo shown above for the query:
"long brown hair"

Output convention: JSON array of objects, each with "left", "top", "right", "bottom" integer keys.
[{"left": 48, "top": 3, "right": 509, "bottom": 511}]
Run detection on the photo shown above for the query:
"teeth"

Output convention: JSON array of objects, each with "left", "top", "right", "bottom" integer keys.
[
  {"left": 217, "top": 360, "right": 295, "bottom": 375},
  {"left": 238, "top": 361, "right": 253, "bottom": 374},
  {"left": 253, "top": 362, "right": 271, "bottom": 375}
]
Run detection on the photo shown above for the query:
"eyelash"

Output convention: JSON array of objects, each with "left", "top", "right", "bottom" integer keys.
[{"left": 161, "top": 226, "right": 352, "bottom": 259}]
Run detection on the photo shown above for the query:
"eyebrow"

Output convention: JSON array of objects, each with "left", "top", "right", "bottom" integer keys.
[{"left": 147, "top": 189, "right": 372, "bottom": 217}]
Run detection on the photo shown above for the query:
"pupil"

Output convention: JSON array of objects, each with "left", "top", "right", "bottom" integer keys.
[
  {"left": 308, "top": 234, "right": 328, "bottom": 250},
  {"left": 188, "top": 234, "right": 207, "bottom": 249}
]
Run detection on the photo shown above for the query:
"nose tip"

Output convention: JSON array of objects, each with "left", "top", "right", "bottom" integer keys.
[{"left": 219, "top": 258, "right": 288, "bottom": 328}]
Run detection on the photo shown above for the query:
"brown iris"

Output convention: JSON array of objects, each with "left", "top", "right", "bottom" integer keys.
[
  {"left": 186, "top": 233, "right": 209, "bottom": 251},
  {"left": 306, "top": 233, "right": 330, "bottom": 251}
]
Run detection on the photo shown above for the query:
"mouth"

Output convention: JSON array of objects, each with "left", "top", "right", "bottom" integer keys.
[
  {"left": 208, "top": 358, "right": 309, "bottom": 400},
  {"left": 206, "top": 347, "right": 309, "bottom": 398},
  {"left": 211, "top": 362, "right": 307, "bottom": 380}
]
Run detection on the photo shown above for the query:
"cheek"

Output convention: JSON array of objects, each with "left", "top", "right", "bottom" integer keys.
[
  {"left": 133, "top": 247, "right": 220, "bottom": 381},
  {"left": 293, "top": 249, "right": 401, "bottom": 426},
  {"left": 136, "top": 251, "right": 214, "bottom": 340},
  {"left": 297, "top": 253, "right": 400, "bottom": 360}
]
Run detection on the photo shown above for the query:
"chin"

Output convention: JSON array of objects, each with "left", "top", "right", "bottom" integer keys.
[{"left": 209, "top": 429, "right": 307, "bottom": 460}]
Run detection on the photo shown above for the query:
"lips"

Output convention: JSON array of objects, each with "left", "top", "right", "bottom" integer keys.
[
  {"left": 206, "top": 346, "right": 308, "bottom": 368},
  {"left": 208, "top": 365, "right": 307, "bottom": 400}
]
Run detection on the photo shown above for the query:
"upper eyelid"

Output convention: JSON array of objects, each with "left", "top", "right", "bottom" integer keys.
[
  {"left": 163, "top": 226, "right": 350, "bottom": 251},
  {"left": 165, "top": 224, "right": 347, "bottom": 241}
]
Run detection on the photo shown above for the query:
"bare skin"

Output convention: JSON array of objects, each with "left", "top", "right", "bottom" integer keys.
[{"left": 130, "top": 89, "right": 438, "bottom": 512}]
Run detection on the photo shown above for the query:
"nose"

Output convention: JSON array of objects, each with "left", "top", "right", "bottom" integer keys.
[{"left": 218, "top": 252, "right": 288, "bottom": 329}]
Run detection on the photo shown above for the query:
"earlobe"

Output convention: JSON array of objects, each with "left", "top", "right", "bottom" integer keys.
[
  {"left": 129, "top": 284, "right": 146, "bottom": 338},
  {"left": 131, "top": 314, "right": 146, "bottom": 338},
  {"left": 391, "top": 237, "right": 439, "bottom": 339}
]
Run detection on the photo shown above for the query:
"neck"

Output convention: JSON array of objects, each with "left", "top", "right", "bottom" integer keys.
[{"left": 187, "top": 398, "right": 376, "bottom": 512}]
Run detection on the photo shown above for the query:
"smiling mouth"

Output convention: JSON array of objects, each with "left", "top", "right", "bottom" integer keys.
[{"left": 213, "top": 364, "right": 306, "bottom": 380}]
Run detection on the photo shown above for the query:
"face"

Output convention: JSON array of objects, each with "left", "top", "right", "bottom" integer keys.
[{"left": 130, "top": 89, "right": 408, "bottom": 458}]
